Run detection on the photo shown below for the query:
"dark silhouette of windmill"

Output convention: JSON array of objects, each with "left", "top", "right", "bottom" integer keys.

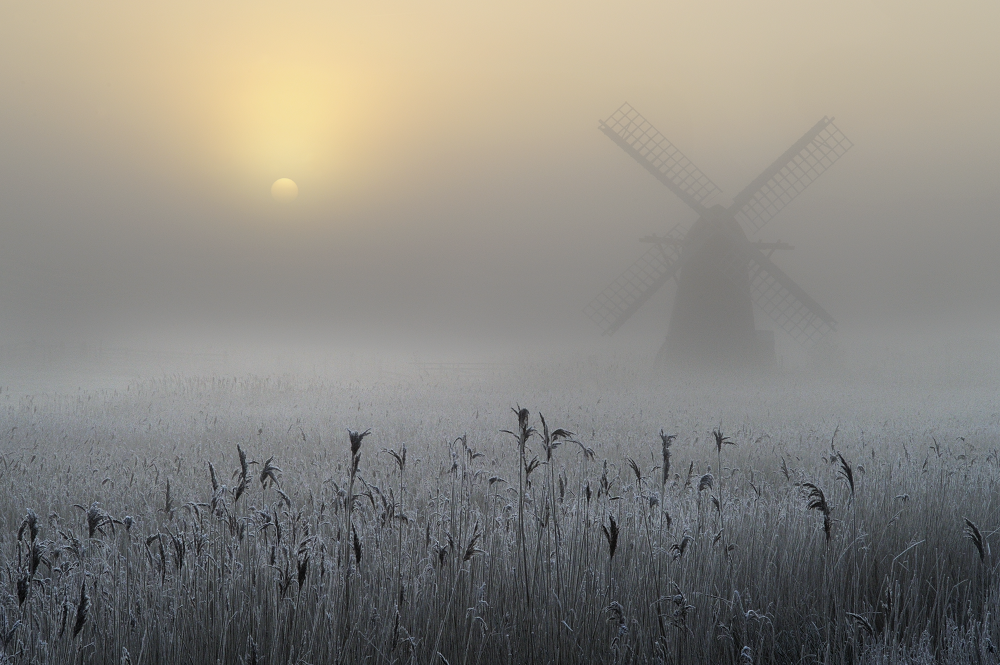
[{"left": 585, "top": 103, "right": 852, "bottom": 368}]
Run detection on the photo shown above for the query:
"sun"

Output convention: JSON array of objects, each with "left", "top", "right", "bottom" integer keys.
[{"left": 271, "top": 178, "right": 299, "bottom": 202}]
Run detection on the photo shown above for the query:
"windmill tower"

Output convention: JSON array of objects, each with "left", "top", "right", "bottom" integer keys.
[{"left": 585, "top": 104, "right": 852, "bottom": 368}]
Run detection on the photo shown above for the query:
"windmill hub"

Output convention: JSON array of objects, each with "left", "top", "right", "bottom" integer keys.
[{"left": 586, "top": 104, "right": 852, "bottom": 370}]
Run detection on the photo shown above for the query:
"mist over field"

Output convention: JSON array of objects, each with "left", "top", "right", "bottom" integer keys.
[{"left": 3, "top": 3, "right": 1000, "bottom": 663}]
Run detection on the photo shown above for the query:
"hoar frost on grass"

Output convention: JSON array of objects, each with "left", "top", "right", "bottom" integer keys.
[{"left": 1, "top": 369, "right": 999, "bottom": 663}]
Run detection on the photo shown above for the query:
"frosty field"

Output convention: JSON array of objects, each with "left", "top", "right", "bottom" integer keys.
[{"left": 2, "top": 356, "right": 999, "bottom": 664}]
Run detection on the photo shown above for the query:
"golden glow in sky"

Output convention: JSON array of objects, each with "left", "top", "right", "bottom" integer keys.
[
  {"left": 2, "top": 1, "right": 998, "bottom": 221},
  {"left": 1, "top": 0, "right": 1000, "bottom": 338},
  {"left": 271, "top": 178, "right": 299, "bottom": 202}
]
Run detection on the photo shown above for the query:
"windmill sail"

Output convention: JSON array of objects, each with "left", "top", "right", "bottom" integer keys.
[
  {"left": 585, "top": 226, "right": 686, "bottom": 335},
  {"left": 747, "top": 250, "right": 836, "bottom": 347},
  {"left": 731, "top": 118, "right": 852, "bottom": 234},
  {"left": 599, "top": 103, "right": 723, "bottom": 213}
]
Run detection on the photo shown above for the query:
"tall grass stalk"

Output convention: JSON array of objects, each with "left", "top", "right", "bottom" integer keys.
[{"left": 3, "top": 384, "right": 999, "bottom": 664}]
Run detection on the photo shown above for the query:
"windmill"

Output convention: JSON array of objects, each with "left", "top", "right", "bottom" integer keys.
[{"left": 585, "top": 103, "right": 852, "bottom": 368}]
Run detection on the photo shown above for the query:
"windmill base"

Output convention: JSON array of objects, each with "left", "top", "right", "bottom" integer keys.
[{"left": 654, "top": 329, "right": 776, "bottom": 371}]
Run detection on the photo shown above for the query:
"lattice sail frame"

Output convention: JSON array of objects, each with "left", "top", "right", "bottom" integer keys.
[
  {"left": 747, "top": 254, "right": 836, "bottom": 348},
  {"left": 584, "top": 225, "right": 687, "bottom": 335},
  {"left": 734, "top": 118, "right": 853, "bottom": 234},
  {"left": 599, "top": 103, "right": 723, "bottom": 212}
]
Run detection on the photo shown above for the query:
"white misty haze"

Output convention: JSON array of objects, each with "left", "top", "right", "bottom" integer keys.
[{"left": 1, "top": 1, "right": 998, "bottom": 362}]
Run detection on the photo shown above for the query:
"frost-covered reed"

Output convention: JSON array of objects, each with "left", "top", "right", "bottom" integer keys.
[{"left": 1, "top": 373, "right": 998, "bottom": 663}]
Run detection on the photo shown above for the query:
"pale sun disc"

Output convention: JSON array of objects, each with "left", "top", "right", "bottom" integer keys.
[{"left": 271, "top": 178, "right": 299, "bottom": 202}]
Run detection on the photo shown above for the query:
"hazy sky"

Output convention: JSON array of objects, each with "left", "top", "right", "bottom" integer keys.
[{"left": 2, "top": 1, "right": 999, "bottom": 352}]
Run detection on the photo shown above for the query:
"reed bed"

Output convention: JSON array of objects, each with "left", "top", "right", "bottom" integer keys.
[{"left": 0, "top": 372, "right": 998, "bottom": 664}]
